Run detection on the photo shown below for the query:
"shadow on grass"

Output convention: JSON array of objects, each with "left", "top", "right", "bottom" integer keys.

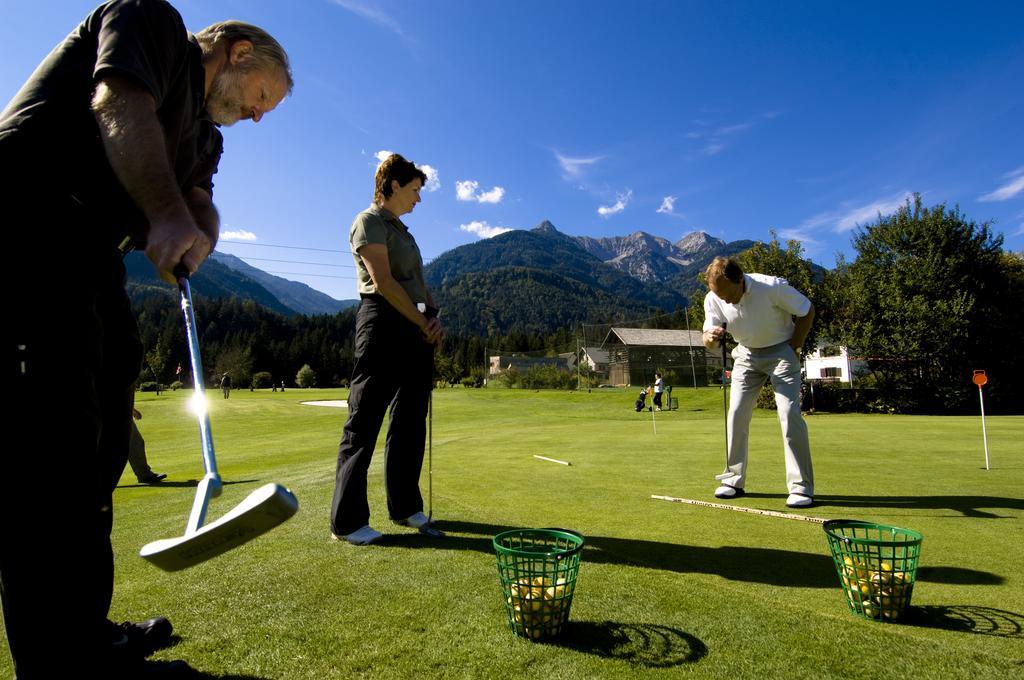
[
  {"left": 116, "top": 479, "right": 261, "bottom": 490},
  {"left": 917, "top": 566, "right": 1004, "bottom": 585},
  {"left": 390, "top": 520, "right": 838, "bottom": 588},
  {"left": 131, "top": 659, "right": 268, "bottom": 678},
  {"left": 812, "top": 494, "right": 1024, "bottom": 519},
  {"left": 905, "top": 605, "right": 1024, "bottom": 638},
  {"left": 553, "top": 621, "right": 707, "bottom": 667}
]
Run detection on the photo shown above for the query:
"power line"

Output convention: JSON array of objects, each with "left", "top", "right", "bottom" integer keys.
[
  {"left": 220, "top": 239, "right": 351, "bottom": 255},
  {"left": 220, "top": 239, "right": 434, "bottom": 263},
  {"left": 219, "top": 237, "right": 432, "bottom": 261},
  {"left": 228, "top": 256, "right": 355, "bottom": 269},
  {"left": 262, "top": 271, "right": 357, "bottom": 280}
]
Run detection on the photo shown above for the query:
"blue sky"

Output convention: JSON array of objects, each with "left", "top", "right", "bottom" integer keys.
[{"left": 4, "top": 1, "right": 1022, "bottom": 300}]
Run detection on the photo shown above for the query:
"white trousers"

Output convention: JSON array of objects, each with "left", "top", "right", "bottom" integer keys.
[{"left": 718, "top": 342, "right": 814, "bottom": 496}]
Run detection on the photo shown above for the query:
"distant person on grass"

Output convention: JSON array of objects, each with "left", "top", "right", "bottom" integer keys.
[
  {"left": 702, "top": 256, "right": 816, "bottom": 508},
  {"left": 653, "top": 372, "right": 664, "bottom": 411},
  {"left": 0, "top": 1, "right": 291, "bottom": 676},
  {"left": 124, "top": 403, "right": 168, "bottom": 485},
  {"left": 330, "top": 153, "right": 444, "bottom": 546},
  {"left": 220, "top": 371, "right": 232, "bottom": 398}
]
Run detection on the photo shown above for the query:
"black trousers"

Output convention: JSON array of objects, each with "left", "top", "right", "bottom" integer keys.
[
  {"left": 330, "top": 297, "right": 434, "bottom": 535},
  {"left": 1, "top": 205, "right": 140, "bottom": 677}
]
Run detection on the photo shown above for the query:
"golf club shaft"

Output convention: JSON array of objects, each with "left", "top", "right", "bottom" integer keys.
[
  {"left": 721, "top": 323, "right": 729, "bottom": 473},
  {"left": 428, "top": 390, "right": 433, "bottom": 521},
  {"left": 179, "top": 275, "right": 219, "bottom": 479},
  {"left": 178, "top": 273, "right": 222, "bottom": 531}
]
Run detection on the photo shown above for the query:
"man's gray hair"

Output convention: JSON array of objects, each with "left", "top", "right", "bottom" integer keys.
[{"left": 195, "top": 21, "right": 294, "bottom": 94}]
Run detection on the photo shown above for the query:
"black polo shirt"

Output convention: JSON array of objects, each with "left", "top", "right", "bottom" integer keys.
[{"left": 0, "top": 0, "right": 223, "bottom": 243}]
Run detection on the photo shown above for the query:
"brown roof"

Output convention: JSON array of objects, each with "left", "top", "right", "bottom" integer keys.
[{"left": 606, "top": 328, "right": 704, "bottom": 347}]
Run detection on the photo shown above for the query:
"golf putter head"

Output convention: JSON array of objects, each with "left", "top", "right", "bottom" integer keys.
[
  {"left": 140, "top": 264, "right": 300, "bottom": 570},
  {"left": 140, "top": 483, "right": 299, "bottom": 571}
]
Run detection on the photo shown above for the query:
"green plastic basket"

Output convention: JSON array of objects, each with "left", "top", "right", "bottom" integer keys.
[
  {"left": 823, "top": 520, "right": 923, "bottom": 622},
  {"left": 493, "top": 528, "right": 584, "bottom": 640}
]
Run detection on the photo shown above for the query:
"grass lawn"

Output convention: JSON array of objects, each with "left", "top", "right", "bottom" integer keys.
[{"left": 3, "top": 386, "right": 1021, "bottom": 678}]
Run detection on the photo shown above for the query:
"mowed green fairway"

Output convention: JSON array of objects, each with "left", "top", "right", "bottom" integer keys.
[{"left": 4, "top": 388, "right": 1021, "bottom": 678}]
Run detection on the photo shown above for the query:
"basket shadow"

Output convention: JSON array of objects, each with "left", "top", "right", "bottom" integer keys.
[
  {"left": 550, "top": 621, "right": 707, "bottom": 668},
  {"left": 430, "top": 520, "right": 837, "bottom": 588},
  {"left": 813, "top": 494, "right": 1023, "bottom": 519},
  {"left": 916, "top": 566, "right": 1004, "bottom": 585},
  {"left": 903, "top": 605, "right": 1024, "bottom": 638}
]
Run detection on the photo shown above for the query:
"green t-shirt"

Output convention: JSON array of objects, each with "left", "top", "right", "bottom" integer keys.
[{"left": 349, "top": 203, "right": 429, "bottom": 303}]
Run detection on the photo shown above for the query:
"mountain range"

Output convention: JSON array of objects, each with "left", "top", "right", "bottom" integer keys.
[
  {"left": 125, "top": 251, "right": 358, "bottom": 316},
  {"left": 424, "top": 221, "right": 755, "bottom": 334},
  {"left": 125, "top": 223, "right": 758, "bottom": 334}
]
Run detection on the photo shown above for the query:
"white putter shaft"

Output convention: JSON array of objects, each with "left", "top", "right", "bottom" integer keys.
[{"left": 140, "top": 273, "right": 298, "bottom": 571}]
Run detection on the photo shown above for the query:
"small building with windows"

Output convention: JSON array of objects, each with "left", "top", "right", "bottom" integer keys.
[
  {"left": 803, "top": 344, "right": 866, "bottom": 383},
  {"left": 488, "top": 354, "right": 570, "bottom": 376},
  {"left": 602, "top": 328, "right": 714, "bottom": 387}
]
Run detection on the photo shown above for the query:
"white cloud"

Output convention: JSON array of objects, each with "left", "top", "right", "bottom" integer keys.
[
  {"left": 799, "top": 191, "right": 913, "bottom": 234},
  {"left": 834, "top": 193, "right": 912, "bottom": 232},
  {"left": 556, "top": 152, "right": 604, "bottom": 178},
  {"left": 331, "top": 0, "right": 405, "bottom": 37},
  {"left": 477, "top": 186, "right": 505, "bottom": 203},
  {"left": 460, "top": 220, "right": 513, "bottom": 239},
  {"left": 657, "top": 196, "right": 677, "bottom": 214},
  {"left": 777, "top": 228, "right": 820, "bottom": 245},
  {"left": 420, "top": 164, "right": 440, "bottom": 192},
  {"left": 373, "top": 151, "right": 439, "bottom": 191},
  {"left": 1015, "top": 224, "right": 1024, "bottom": 236},
  {"left": 598, "top": 190, "right": 633, "bottom": 218},
  {"left": 978, "top": 167, "right": 1024, "bottom": 202},
  {"left": 456, "top": 179, "right": 505, "bottom": 204},
  {"left": 221, "top": 229, "right": 257, "bottom": 241},
  {"left": 688, "top": 113, "right": 778, "bottom": 157},
  {"left": 716, "top": 122, "right": 754, "bottom": 136},
  {"left": 455, "top": 180, "right": 477, "bottom": 201}
]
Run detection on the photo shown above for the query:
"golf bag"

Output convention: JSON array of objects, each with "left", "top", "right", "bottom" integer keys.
[{"left": 635, "top": 389, "right": 647, "bottom": 412}]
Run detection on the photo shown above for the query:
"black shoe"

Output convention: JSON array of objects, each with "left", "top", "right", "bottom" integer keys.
[
  {"left": 111, "top": 616, "right": 174, "bottom": 659},
  {"left": 139, "top": 472, "right": 168, "bottom": 484}
]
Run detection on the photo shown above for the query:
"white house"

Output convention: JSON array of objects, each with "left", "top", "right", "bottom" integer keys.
[
  {"left": 803, "top": 344, "right": 866, "bottom": 383},
  {"left": 579, "top": 347, "right": 610, "bottom": 373}
]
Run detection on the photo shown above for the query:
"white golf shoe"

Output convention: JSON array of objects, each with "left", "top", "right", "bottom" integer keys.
[
  {"left": 714, "top": 485, "right": 745, "bottom": 499},
  {"left": 333, "top": 525, "right": 382, "bottom": 545},
  {"left": 393, "top": 511, "right": 434, "bottom": 529},
  {"left": 786, "top": 493, "right": 814, "bottom": 508}
]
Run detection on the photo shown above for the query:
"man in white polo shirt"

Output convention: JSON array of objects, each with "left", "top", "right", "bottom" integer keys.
[{"left": 702, "top": 256, "right": 816, "bottom": 508}]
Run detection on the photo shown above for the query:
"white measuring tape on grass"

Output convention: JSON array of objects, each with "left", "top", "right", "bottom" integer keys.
[{"left": 651, "top": 494, "right": 828, "bottom": 524}]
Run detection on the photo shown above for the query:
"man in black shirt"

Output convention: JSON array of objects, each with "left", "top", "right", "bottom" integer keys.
[{"left": 0, "top": 2, "right": 291, "bottom": 676}]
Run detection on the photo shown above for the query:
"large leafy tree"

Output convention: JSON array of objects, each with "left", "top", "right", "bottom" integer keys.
[
  {"left": 986, "top": 250, "right": 1024, "bottom": 409},
  {"left": 825, "top": 194, "right": 1012, "bottom": 411}
]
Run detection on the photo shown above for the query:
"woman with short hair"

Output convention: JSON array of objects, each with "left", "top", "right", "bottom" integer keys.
[{"left": 330, "top": 153, "right": 443, "bottom": 545}]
